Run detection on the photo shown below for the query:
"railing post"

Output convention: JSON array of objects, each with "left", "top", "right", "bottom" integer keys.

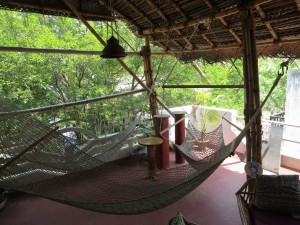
[
  {"left": 173, "top": 111, "right": 186, "bottom": 164},
  {"left": 154, "top": 114, "right": 170, "bottom": 169}
]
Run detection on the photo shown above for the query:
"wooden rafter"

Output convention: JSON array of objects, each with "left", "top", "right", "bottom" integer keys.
[
  {"left": 169, "top": 38, "right": 300, "bottom": 54},
  {"left": 2, "top": 0, "right": 116, "bottom": 20},
  {"left": 202, "top": 0, "right": 241, "bottom": 45},
  {"left": 104, "top": 1, "right": 136, "bottom": 28},
  {"left": 255, "top": 5, "right": 278, "bottom": 40},
  {"left": 145, "top": 0, "right": 195, "bottom": 50},
  {"left": 145, "top": 0, "right": 168, "bottom": 22},
  {"left": 262, "top": 11, "right": 300, "bottom": 23},
  {"left": 152, "top": 10, "right": 300, "bottom": 44},
  {"left": 122, "top": 0, "right": 154, "bottom": 26},
  {"left": 201, "top": 34, "right": 214, "bottom": 47},
  {"left": 167, "top": 0, "right": 197, "bottom": 49},
  {"left": 167, "top": 0, "right": 188, "bottom": 19},
  {"left": 142, "top": 0, "right": 272, "bottom": 34}
]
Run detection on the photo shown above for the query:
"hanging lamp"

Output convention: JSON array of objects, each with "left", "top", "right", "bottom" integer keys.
[
  {"left": 101, "top": 35, "right": 127, "bottom": 58},
  {"left": 101, "top": 2, "right": 127, "bottom": 59}
]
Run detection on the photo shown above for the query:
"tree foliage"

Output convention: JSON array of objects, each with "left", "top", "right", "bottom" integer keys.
[{"left": 0, "top": 9, "right": 296, "bottom": 123}]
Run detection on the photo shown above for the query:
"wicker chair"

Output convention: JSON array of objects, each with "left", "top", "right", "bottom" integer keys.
[{"left": 235, "top": 178, "right": 256, "bottom": 225}]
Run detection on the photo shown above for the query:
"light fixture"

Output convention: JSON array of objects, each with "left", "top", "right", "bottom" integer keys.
[
  {"left": 101, "top": 35, "right": 127, "bottom": 58},
  {"left": 100, "top": 2, "right": 127, "bottom": 59}
]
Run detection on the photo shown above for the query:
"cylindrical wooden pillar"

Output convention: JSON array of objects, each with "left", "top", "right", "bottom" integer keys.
[
  {"left": 173, "top": 111, "right": 186, "bottom": 164},
  {"left": 154, "top": 114, "right": 170, "bottom": 169}
]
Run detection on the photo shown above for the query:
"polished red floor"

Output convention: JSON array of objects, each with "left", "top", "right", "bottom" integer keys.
[{"left": 0, "top": 157, "right": 298, "bottom": 225}]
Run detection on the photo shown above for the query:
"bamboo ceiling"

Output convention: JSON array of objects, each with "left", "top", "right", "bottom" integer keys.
[{"left": 1, "top": 0, "right": 300, "bottom": 62}]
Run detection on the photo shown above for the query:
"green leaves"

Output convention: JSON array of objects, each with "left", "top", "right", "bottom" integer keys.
[{"left": 0, "top": 9, "right": 294, "bottom": 121}]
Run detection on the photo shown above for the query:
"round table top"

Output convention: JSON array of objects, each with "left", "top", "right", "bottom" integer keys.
[{"left": 138, "top": 137, "right": 163, "bottom": 146}]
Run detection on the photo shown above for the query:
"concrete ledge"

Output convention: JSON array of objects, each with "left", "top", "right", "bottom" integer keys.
[{"left": 281, "top": 154, "right": 300, "bottom": 172}]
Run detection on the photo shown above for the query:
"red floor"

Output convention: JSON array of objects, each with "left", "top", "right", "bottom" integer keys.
[
  {"left": 0, "top": 157, "right": 247, "bottom": 225},
  {"left": 0, "top": 156, "right": 298, "bottom": 225}
]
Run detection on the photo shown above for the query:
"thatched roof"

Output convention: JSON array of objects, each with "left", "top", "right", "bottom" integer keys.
[{"left": 1, "top": 0, "right": 300, "bottom": 62}]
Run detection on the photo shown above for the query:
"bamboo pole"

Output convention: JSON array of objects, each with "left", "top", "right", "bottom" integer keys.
[
  {"left": 142, "top": 0, "right": 272, "bottom": 35},
  {"left": 0, "top": 46, "right": 170, "bottom": 56},
  {"left": 62, "top": 0, "right": 174, "bottom": 116},
  {"left": 162, "top": 85, "right": 244, "bottom": 88},
  {"left": 241, "top": 4, "right": 262, "bottom": 164},
  {"left": 0, "top": 88, "right": 148, "bottom": 116},
  {"left": 190, "top": 61, "right": 210, "bottom": 83},
  {"left": 142, "top": 35, "right": 160, "bottom": 134}
]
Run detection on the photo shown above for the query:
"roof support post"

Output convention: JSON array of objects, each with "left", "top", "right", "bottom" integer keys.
[
  {"left": 240, "top": 2, "right": 262, "bottom": 164},
  {"left": 142, "top": 35, "right": 160, "bottom": 134}
]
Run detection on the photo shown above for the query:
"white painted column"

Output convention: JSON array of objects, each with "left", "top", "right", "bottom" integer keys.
[{"left": 281, "top": 69, "right": 300, "bottom": 160}]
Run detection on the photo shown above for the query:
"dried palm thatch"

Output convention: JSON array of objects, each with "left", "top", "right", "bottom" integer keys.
[{"left": 1, "top": 0, "right": 300, "bottom": 62}]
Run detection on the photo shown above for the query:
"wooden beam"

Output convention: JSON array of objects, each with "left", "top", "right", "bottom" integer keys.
[
  {"left": 169, "top": 38, "right": 300, "bottom": 54},
  {"left": 162, "top": 85, "right": 244, "bottom": 88},
  {"left": 3, "top": 0, "right": 118, "bottom": 20},
  {"left": 103, "top": 1, "right": 136, "bottom": 27},
  {"left": 142, "top": 0, "right": 272, "bottom": 35},
  {"left": 122, "top": 0, "right": 154, "bottom": 26},
  {"left": 201, "top": 34, "right": 214, "bottom": 47},
  {"left": 145, "top": 0, "right": 168, "bottom": 22},
  {"left": 144, "top": 0, "right": 195, "bottom": 50},
  {"left": 0, "top": 46, "right": 171, "bottom": 56},
  {"left": 202, "top": 0, "right": 242, "bottom": 45},
  {"left": 255, "top": 5, "right": 278, "bottom": 40},
  {"left": 167, "top": 0, "right": 189, "bottom": 20},
  {"left": 190, "top": 61, "right": 210, "bottom": 83},
  {"left": 152, "top": 10, "right": 300, "bottom": 44}
]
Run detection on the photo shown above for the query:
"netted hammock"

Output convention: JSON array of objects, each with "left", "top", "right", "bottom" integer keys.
[{"left": 0, "top": 97, "right": 240, "bottom": 214}]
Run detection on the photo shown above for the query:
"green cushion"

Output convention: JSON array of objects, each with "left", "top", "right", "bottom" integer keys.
[{"left": 255, "top": 175, "right": 300, "bottom": 215}]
